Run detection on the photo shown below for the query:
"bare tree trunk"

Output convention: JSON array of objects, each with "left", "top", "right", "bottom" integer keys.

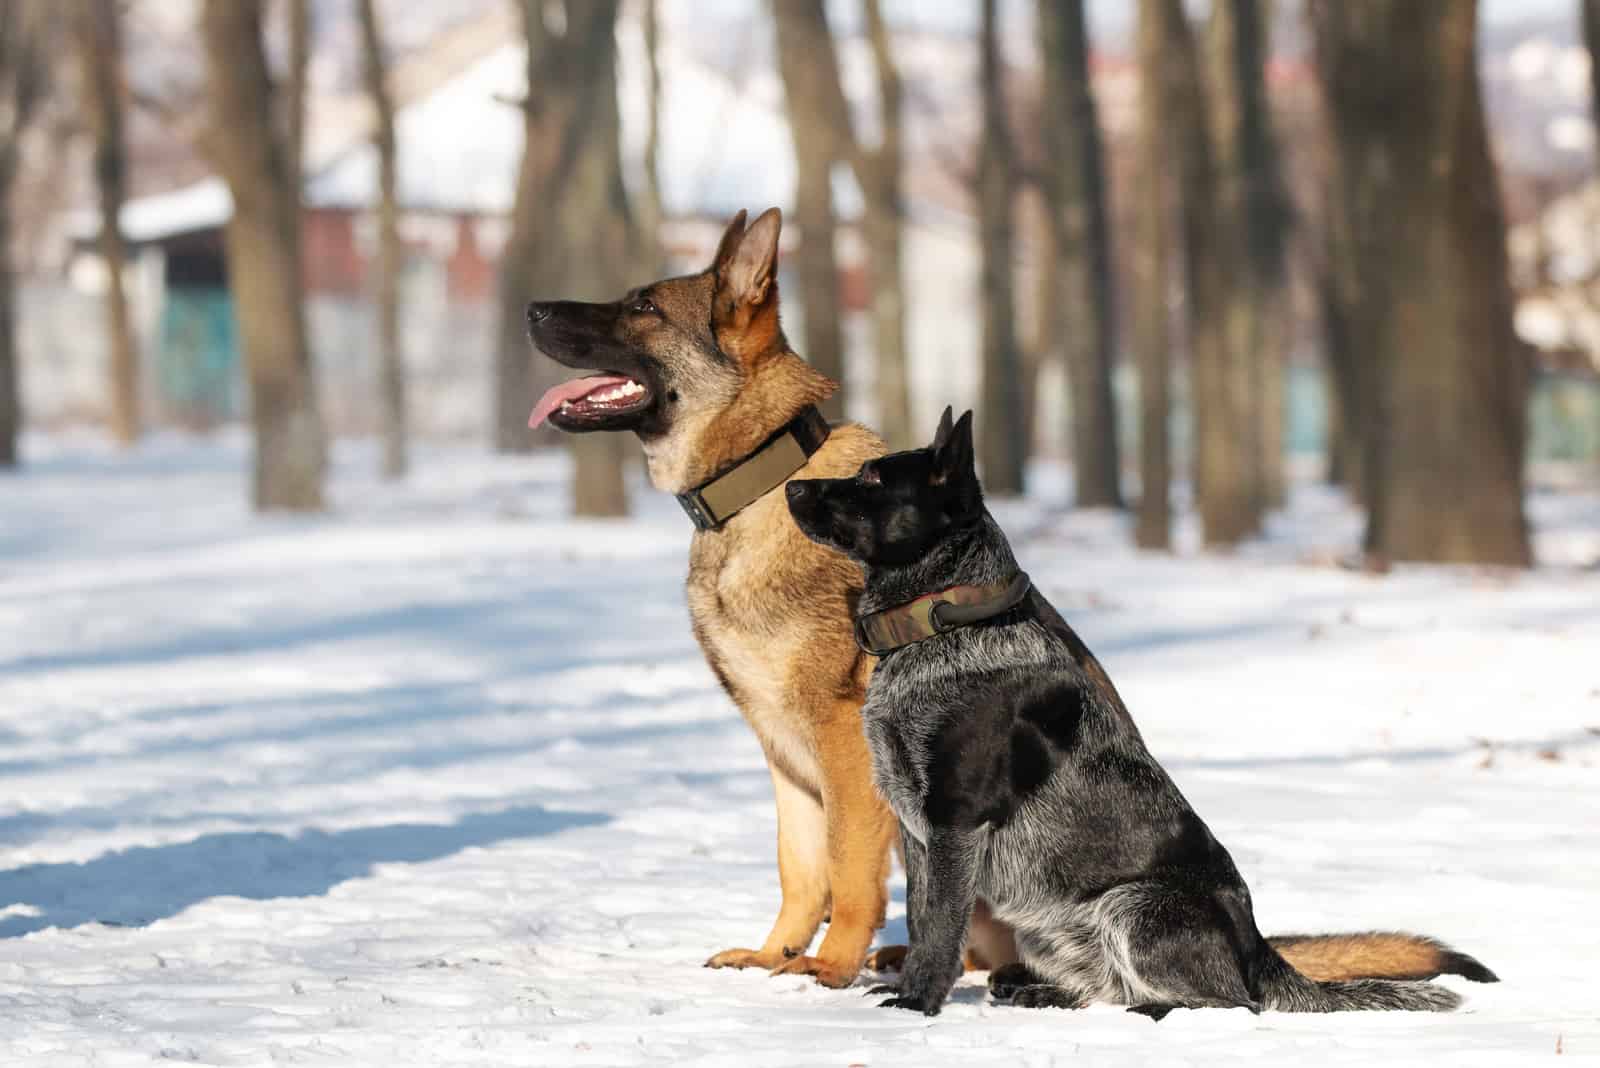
[
  {"left": 773, "top": 0, "right": 846, "bottom": 421},
  {"left": 639, "top": 0, "right": 666, "bottom": 274},
  {"left": 502, "top": 1, "right": 631, "bottom": 514},
  {"left": 977, "top": 0, "right": 1026, "bottom": 494},
  {"left": 1586, "top": 0, "right": 1600, "bottom": 139},
  {"left": 1038, "top": 0, "right": 1122, "bottom": 508},
  {"left": 1156, "top": 0, "right": 1255, "bottom": 546},
  {"left": 1209, "top": 0, "right": 1290, "bottom": 511},
  {"left": 357, "top": 0, "right": 406, "bottom": 479},
  {"left": 76, "top": 0, "right": 140, "bottom": 447},
  {"left": 494, "top": 2, "right": 552, "bottom": 454},
  {"left": 1133, "top": 0, "right": 1172, "bottom": 549},
  {"left": 0, "top": 2, "right": 48, "bottom": 468},
  {"left": 1313, "top": 0, "right": 1530, "bottom": 566},
  {"left": 859, "top": 0, "right": 912, "bottom": 450},
  {"left": 1585, "top": 0, "right": 1600, "bottom": 481},
  {"left": 199, "top": 0, "right": 326, "bottom": 510},
  {"left": 285, "top": 0, "right": 307, "bottom": 200}
]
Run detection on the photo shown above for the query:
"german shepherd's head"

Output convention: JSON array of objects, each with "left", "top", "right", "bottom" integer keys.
[
  {"left": 786, "top": 408, "right": 983, "bottom": 567},
  {"left": 527, "top": 207, "right": 835, "bottom": 494}
]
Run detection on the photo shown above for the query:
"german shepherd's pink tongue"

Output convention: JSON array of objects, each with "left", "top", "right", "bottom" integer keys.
[{"left": 529, "top": 374, "right": 638, "bottom": 429}]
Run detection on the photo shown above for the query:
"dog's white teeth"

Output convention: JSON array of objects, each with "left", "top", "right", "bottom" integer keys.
[{"left": 620, "top": 381, "right": 643, "bottom": 396}]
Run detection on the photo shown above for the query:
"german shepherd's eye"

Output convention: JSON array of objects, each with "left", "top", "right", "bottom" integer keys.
[
  {"left": 860, "top": 467, "right": 881, "bottom": 486},
  {"left": 629, "top": 296, "right": 658, "bottom": 315}
]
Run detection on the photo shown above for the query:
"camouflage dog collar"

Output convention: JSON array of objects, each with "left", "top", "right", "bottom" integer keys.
[
  {"left": 676, "top": 406, "right": 831, "bottom": 531},
  {"left": 854, "top": 571, "right": 1032, "bottom": 656}
]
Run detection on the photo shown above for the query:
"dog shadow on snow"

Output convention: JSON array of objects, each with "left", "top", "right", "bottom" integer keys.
[{"left": 0, "top": 804, "right": 607, "bottom": 939}]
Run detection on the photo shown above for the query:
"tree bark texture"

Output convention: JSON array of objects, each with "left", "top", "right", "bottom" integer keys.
[
  {"left": 1208, "top": 0, "right": 1290, "bottom": 511},
  {"left": 199, "top": 0, "right": 326, "bottom": 511},
  {"left": 976, "top": 0, "right": 1026, "bottom": 494},
  {"left": 1037, "top": 0, "right": 1122, "bottom": 508},
  {"left": 1132, "top": 0, "right": 1173, "bottom": 549},
  {"left": 498, "top": 1, "right": 633, "bottom": 514},
  {"left": 1156, "top": 0, "right": 1256, "bottom": 546},
  {"left": 0, "top": 1, "right": 49, "bottom": 468},
  {"left": 773, "top": 0, "right": 847, "bottom": 421},
  {"left": 357, "top": 0, "right": 407, "bottom": 479},
  {"left": 76, "top": 0, "right": 140, "bottom": 447},
  {"left": 1313, "top": 0, "right": 1530, "bottom": 566}
]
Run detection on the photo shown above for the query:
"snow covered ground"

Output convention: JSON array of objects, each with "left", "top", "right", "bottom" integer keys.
[{"left": 1, "top": 432, "right": 1598, "bottom": 1066}]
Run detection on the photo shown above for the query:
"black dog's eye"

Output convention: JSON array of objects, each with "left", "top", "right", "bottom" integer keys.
[
  {"left": 860, "top": 467, "right": 881, "bottom": 486},
  {"left": 630, "top": 296, "right": 658, "bottom": 315}
]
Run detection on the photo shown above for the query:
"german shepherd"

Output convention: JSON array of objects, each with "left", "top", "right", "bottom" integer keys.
[
  {"left": 785, "top": 408, "right": 1499, "bottom": 1016},
  {"left": 525, "top": 208, "right": 1488, "bottom": 994}
]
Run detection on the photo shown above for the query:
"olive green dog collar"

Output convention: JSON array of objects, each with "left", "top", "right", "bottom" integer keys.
[
  {"left": 675, "top": 406, "right": 831, "bottom": 531},
  {"left": 854, "top": 571, "right": 1033, "bottom": 655}
]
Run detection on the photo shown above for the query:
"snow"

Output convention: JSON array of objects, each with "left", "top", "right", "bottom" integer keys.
[{"left": 2, "top": 432, "right": 1599, "bottom": 1065}]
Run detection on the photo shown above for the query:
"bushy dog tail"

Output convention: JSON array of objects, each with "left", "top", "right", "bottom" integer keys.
[
  {"left": 1268, "top": 931, "right": 1498, "bottom": 984},
  {"left": 1258, "top": 952, "right": 1462, "bottom": 1013}
]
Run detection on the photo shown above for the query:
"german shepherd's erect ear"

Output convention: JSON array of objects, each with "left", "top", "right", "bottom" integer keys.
[{"left": 710, "top": 207, "right": 783, "bottom": 362}]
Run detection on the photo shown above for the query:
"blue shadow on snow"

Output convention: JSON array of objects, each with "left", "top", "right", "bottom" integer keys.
[{"left": 0, "top": 804, "right": 607, "bottom": 939}]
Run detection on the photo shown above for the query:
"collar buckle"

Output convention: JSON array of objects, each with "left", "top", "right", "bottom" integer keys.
[{"left": 676, "top": 489, "right": 718, "bottom": 531}]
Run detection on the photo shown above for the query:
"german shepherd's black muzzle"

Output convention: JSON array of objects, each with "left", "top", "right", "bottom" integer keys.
[{"left": 526, "top": 299, "right": 661, "bottom": 433}]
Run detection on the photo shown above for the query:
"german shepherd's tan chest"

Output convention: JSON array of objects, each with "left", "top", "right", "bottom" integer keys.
[{"left": 685, "top": 491, "right": 865, "bottom": 795}]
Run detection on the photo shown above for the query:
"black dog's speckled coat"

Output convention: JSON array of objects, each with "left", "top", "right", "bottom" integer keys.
[{"left": 785, "top": 409, "right": 1496, "bottom": 1017}]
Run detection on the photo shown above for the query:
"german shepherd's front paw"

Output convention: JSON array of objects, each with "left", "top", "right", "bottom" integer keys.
[
  {"left": 768, "top": 953, "right": 858, "bottom": 988},
  {"left": 705, "top": 947, "right": 787, "bottom": 971},
  {"left": 864, "top": 944, "right": 908, "bottom": 972}
]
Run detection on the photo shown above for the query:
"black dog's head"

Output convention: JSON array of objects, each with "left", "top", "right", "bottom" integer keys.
[{"left": 787, "top": 408, "right": 982, "bottom": 567}]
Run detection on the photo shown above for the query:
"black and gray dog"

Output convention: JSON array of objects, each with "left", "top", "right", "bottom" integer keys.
[{"left": 785, "top": 408, "right": 1496, "bottom": 1018}]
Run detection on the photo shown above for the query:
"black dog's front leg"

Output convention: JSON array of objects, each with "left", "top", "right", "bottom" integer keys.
[
  {"left": 879, "top": 825, "right": 980, "bottom": 1016},
  {"left": 902, "top": 822, "right": 925, "bottom": 945}
]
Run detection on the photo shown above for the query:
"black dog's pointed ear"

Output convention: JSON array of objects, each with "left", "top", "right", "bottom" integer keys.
[
  {"left": 710, "top": 209, "right": 749, "bottom": 276},
  {"left": 932, "top": 410, "right": 976, "bottom": 485},
  {"left": 932, "top": 405, "right": 955, "bottom": 450}
]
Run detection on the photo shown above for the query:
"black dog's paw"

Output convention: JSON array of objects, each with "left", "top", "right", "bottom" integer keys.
[
  {"left": 987, "top": 962, "right": 1041, "bottom": 1000},
  {"left": 1011, "top": 984, "right": 1084, "bottom": 1010},
  {"left": 880, "top": 994, "right": 939, "bottom": 1016},
  {"left": 1127, "top": 1003, "right": 1176, "bottom": 1022},
  {"left": 865, "top": 983, "right": 899, "bottom": 997}
]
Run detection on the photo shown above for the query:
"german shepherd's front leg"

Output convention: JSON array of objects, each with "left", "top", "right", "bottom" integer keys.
[
  {"left": 878, "top": 825, "right": 980, "bottom": 1016},
  {"left": 706, "top": 761, "right": 829, "bottom": 974},
  {"left": 770, "top": 700, "right": 895, "bottom": 988}
]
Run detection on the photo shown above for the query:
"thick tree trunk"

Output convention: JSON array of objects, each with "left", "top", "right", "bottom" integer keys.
[
  {"left": 1038, "top": 0, "right": 1122, "bottom": 508},
  {"left": 557, "top": 2, "right": 631, "bottom": 518},
  {"left": 358, "top": 0, "right": 407, "bottom": 479},
  {"left": 976, "top": 0, "right": 1026, "bottom": 494},
  {"left": 285, "top": 0, "right": 307, "bottom": 201},
  {"left": 1209, "top": 0, "right": 1289, "bottom": 511},
  {"left": 1133, "top": 0, "right": 1172, "bottom": 550},
  {"left": 860, "top": 0, "right": 912, "bottom": 450},
  {"left": 0, "top": 2, "right": 47, "bottom": 468},
  {"left": 199, "top": 0, "right": 326, "bottom": 511},
  {"left": 500, "top": 1, "right": 631, "bottom": 514},
  {"left": 1156, "top": 0, "right": 1255, "bottom": 546},
  {"left": 773, "top": 0, "right": 846, "bottom": 421},
  {"left": 1586, "top": 0, "right": 1600, "bottom": 137},
  {"left": 0, "top": 204, "right": 16, "bottom": 468},
  {"left": 77, "top": 0, "right": 140, "bottom": 447},
  {"left": 494, "top": 2, "right": 557, "bottom": 454},
  {"left": 639, "top": 0, "right": 666, "bottom": 273},
  {"left": 1313, "top": 0, "right": 1530, "bottom": 566}
]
